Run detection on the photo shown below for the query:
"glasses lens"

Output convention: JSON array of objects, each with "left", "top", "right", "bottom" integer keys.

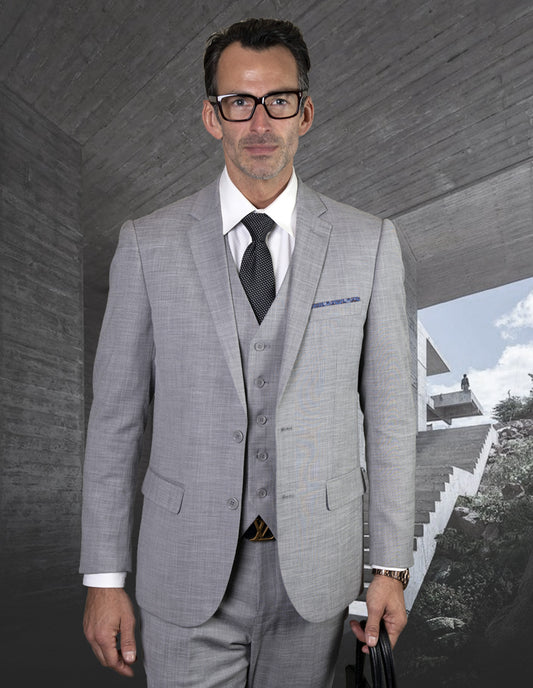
[
  {"left": 219, "top": 95, "right": 255, "bottom": 121},
  {"left": 218, "top": 92, "right": 301, "bottom": 121},
  {"left": 264, "top": 92, "right": 300, "bottom": 119}
]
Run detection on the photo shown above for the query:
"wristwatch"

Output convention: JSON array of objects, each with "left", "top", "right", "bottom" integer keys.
[{"left": 371, "top": 567, "right": 410, "bottom": 590}]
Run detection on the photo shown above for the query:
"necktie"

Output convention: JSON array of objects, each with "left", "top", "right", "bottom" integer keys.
[{"left": 239, "top": 212, "right": 276, "bottom": 323}]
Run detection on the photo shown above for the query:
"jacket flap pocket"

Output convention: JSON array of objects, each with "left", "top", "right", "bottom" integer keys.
[
  {"left": 326, "top": 468, "right": 363, "bottom": 511},
  {"left": 142, "top": 468, "right": 185, "bottom": 514}
]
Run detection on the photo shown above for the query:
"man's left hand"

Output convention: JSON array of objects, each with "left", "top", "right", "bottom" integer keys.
[{"left": 350, "top": 574, "right": 407, "bottom": 653}]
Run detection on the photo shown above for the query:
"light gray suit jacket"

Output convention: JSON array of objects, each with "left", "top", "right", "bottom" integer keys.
[{"left": 80, "top": 177, "right": 416, "bottom": 627}]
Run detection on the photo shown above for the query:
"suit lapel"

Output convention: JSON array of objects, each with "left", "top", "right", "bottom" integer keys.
[
  {"left": 278, "top": 182, "right": 332, "bottom": 403},
  {"left": 185, "top": 179, "right": 331, "bottom": 412},
  {"left": 187, "top": 182, "right": 247, "bottom": 412}
]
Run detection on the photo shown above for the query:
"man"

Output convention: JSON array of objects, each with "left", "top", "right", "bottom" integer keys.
[{"left": 81, "top": 17, "right": 416, "bottom": 687}]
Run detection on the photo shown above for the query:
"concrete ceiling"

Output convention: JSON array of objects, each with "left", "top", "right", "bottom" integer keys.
[{"left": 2, "top": 0, "right": 533, "bottom": 310}]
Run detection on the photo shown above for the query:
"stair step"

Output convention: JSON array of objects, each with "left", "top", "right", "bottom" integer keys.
[{"left": 359, "top": 425, "right": 492, "bottom": 600}]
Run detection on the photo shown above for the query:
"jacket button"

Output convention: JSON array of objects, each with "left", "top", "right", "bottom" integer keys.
[
  {"left": 254, "top": 342, "right": 266, "bottom": 351},
  {"left": 256, "top": 451, "right": 269, "bottom": 461},
  {"left": 255, "top": 377, "right": 266, "bottom": 388},
  {"left": 257, "top": 415, "right": 267, "bottom": 425},
  {"left": 232, "top": 430, "right": 244, "bottom": 443},
  {"left": 256, "top": 488, "right": 267, "bottom": 498},
  {"left": 226, "top": 497, "right": 239, "bottom": 510}
]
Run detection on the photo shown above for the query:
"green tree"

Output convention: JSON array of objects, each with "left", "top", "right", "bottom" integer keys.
[
  {"left": 492, "top": 375, "right": 533, "bottom": 421},
  {"left": 493, "top": 394, "right": 525, "bottom": 422}
]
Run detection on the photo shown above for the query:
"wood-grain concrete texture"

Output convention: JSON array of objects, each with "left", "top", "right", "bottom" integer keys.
[
  {"left": 0, "top": 80, "right": 84, "bottom": 621},
  {"left": 2, "top": 0, "right": 532, "bottom": 313},
  {"left": 1, "top": 2, "right": 532, "bottom": 683}
]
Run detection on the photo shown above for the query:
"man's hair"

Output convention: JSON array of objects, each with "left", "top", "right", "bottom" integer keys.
[{"left": 204, "top": 18, "right": 311, "bottom": 96}]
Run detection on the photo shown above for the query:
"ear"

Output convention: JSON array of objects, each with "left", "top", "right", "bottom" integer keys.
[
  {"left": 202, "top": 100, "right": 223, "bottom": 140},
  {"left": 298, "top": 96, "right": 314, "bottom": 137}
]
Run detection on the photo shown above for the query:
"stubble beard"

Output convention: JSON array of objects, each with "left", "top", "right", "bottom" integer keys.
[{"left": 233, "top": 135, "right": 297, "bottom": 181}]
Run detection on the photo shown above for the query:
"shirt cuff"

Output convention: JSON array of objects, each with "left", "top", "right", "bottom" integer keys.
[
  {"left": 83, "top": 572, "right": 127, "bottom": 587},
  {"left": 371, "top": 565, "right": 408, "bottom": 571}
]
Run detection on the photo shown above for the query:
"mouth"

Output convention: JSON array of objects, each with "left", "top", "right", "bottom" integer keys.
[
  {"left": 244, "top": 144, "right": 278, "bottom": 156},
  {"left": 242, "top": 138, "right": 280, "bottom": 156}
]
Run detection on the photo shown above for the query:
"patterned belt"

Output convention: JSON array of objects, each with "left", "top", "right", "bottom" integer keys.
[{"left": 243, "top": 516, "right": 275, "bottom": 541}]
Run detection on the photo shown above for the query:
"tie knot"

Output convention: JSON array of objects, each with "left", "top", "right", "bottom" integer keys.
[{"left": 241, "top": 212, "right": 275, "bottom": 243}]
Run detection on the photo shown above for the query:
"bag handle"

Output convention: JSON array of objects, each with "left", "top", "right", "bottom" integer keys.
[{"left": 355, "top": 619, "right": 398, "bottom": 688}]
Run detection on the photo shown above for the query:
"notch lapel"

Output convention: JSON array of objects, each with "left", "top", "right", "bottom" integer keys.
[
  {"left": 187, "top": 182, "right": 246, "bottom": 412},
  {"left": 277, "top": 183, "right": 332, "bottom": 403}
]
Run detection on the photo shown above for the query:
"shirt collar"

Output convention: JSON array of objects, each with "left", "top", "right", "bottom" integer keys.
[{"left": 219, "top": 167, "right": 298, "bottom": 237}]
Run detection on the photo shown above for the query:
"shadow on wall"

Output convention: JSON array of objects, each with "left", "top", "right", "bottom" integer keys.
[{"left": 2, "top": 586, "right": 146, "bottom": 686}]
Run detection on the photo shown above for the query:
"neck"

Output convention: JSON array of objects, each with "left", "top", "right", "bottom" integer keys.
[{"left": 227, "top": 168, "right": 292, "bottom": 209}]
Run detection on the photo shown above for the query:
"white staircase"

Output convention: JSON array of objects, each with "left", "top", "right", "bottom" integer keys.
[{"left": 350, "top": 423, "right": 497, "bottom": 616}]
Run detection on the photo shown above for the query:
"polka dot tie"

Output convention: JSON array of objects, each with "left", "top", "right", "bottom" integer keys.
[{"left": 239, "top": 212, "right": 276, "bottom": 323}]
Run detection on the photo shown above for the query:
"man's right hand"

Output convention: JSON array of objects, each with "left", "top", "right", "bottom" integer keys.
[{"left": 83, "top": 587, "right": 137, "bottom": 677}]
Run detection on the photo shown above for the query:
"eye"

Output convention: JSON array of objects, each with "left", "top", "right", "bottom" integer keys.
[
  {"left": 267, "top": 94, "right": 291, "bottom": 107},
  {"left": 229, "top": 96, "right": 252, "bottom": 107}
]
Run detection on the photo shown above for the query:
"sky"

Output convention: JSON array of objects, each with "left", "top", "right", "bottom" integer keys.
[{"left": 419, "top": 276, "right": 533, "bottom": 425}]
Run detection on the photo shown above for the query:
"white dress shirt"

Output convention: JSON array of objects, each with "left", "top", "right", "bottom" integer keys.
[
  {"left": 83, "top": 168, "right": 299, "bottom": 588},
  {"left": 220, "top": 166, "right": 297, "bottom": 290}
]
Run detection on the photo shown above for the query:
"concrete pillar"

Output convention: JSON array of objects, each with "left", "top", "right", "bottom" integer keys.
[
  {"left": 0, "top": 84, "right": 84, "bottom": 659},
  {"left": 398, "top": 232, "right": 419, "bottom": 419},
  {"left": 417, "top": 321, "right": 430, "bottom": 432}
]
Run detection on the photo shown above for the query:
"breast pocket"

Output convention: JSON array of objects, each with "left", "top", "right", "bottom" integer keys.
[{"left": 309, "top": 298, "right": 362, "bottom": 322}]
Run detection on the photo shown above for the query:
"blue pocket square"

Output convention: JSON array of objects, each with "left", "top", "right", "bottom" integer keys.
[{"left": 312, "top": 297, "right": 360, "bottom": 309}]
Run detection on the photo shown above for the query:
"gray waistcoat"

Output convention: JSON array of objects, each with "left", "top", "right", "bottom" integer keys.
[{"left": 226, "top": 241, "right": 291, "bottom": 536}]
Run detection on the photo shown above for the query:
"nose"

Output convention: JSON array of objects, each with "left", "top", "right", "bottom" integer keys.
[{"left": 249, "top": 102, "right": 271, "bottom": 132}]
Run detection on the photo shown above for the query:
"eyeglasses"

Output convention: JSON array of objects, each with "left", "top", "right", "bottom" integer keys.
[{"left": 208, "top": 90, "right": 307, "bottom": 122}]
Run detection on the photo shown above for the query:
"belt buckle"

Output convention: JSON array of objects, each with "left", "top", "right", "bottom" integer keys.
[{"left": 248, "top": 516, "right": 275, "bottom": 542}]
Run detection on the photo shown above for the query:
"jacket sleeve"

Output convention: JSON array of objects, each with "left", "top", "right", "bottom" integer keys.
[
  {"left": 80, "top": 220, "right": 154, "bottom": 574},
  {"left": 359, "top": 218, "right": 416, "bottom": 568}
]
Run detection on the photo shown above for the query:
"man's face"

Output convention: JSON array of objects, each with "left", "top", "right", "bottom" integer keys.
[{"left": 202, "top": 42, "right": 313, "bottom": 191}]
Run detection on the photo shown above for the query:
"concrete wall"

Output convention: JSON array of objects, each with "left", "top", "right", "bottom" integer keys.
[
  {"left": 0, "top": 85, "right": 83, "bottom": 615},
  {"left": 417, "top": 321, "right": 430, "bottom": 432},
  {"left": 398, "top": 233, "right": 419, "bottom": 409}
]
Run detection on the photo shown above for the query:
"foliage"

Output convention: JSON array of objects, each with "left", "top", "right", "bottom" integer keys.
[
  {"left": 493, "top": 373, "right": 533, "bottom": 421},
  {"left": 493, "top": 394, "right": 528, "bottom": 422},
  {"left": 397, "top": 425, "right": 533, "bottom": 687},
  {"left": 413, "top": 579, "right": 473, "bottom": 623},
  {"left": 488, "top": 438, "right": 533, "bottom": 491}
]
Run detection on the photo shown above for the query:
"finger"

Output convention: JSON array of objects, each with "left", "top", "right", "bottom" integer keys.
[
  {"left": 382, "top": 610, "right": 407, "bottom": 649},
  {"left": 87, "top": 638, "right": 107, "bottom": 668},
  {"left": 349, "top": 620, "right": 370, "bottom": 654},
  {"left": 118, "top": 617, "right": 137, "bottom": 665},
  {"left": 349, "top": 619, "right": 366, "bottom": 643},
  {"left": 364, "top": 609, "right": 382, "bottom": 648},
  {"left": 84, "top": 621, "right": 109, "bottom": 668},
  {"left": 95, "top": 628, "right": 135, "bottom": 677}
]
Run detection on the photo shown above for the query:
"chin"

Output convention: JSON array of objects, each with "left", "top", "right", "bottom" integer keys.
[{"left": 243, "top": 162, "right": 287, "bottom": 181}]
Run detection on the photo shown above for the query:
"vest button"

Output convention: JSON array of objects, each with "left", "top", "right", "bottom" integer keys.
[
  {"left": 256, "top": 451, "right": 269, "bottom": 461},
  {"left": 254, "top": 342, "right": 266, "bottom": 351},
  {"left": 226, "top": 497, "right": 239, "bottom": 510},
  {"left": 232, "top": 430, "right": 244, "bottom": 443},
  {"left": 257, "top": 415, "right": 268, "bottom": 426},
  {"left": 255, "top": 377, "right": 266, "bottom": 388},
  {"left": 256, "top": 488, "right": 268, "bottom": 498}
]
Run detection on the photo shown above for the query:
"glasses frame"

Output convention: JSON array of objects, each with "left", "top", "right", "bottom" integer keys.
[{"left": 208, "top": 90, "right": 308, "bottom": 122}]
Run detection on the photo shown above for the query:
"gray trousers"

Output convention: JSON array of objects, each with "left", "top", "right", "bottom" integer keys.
[{"left": 140, "top": 538, "right": 346, "bottom": 687}]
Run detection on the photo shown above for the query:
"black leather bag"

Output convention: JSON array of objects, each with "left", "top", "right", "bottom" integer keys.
[{"left": 345, "top": 620, "right": 398, "bottom": 688}]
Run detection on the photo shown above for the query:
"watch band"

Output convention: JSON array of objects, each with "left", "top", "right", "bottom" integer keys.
[{"left": 371, "top": 567, "right": 410, "bottom": 590}]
